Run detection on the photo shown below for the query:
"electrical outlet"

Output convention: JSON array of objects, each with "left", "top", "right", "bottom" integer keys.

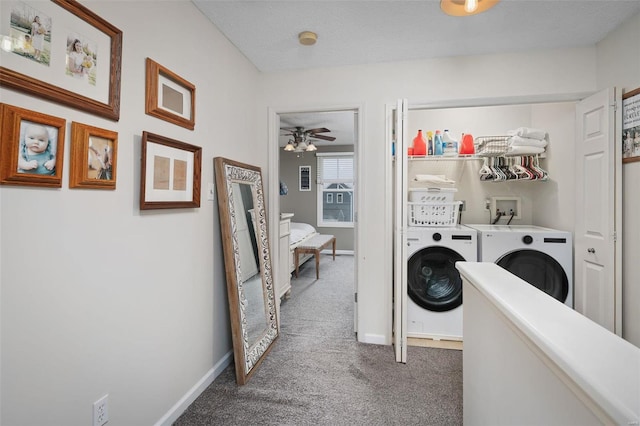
[
  {"left": 93, "top": 395, "right": 109, "bottom": 426},
  {"left": 207, "top": 183, "right": 215, "bottom": 201},
  {"left": 484, "top": 199, "right": 491, "bottom": 210}
]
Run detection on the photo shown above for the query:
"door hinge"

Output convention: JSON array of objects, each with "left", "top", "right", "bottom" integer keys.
[
  {"left": 613, "top": 232, "right": 617, "bottom": 242},
  {"left": 611, "top": 101, "right": 617, "bottom": 112},
  {"left": 354, "top": 293, "right": 358, "bottom": 303}
]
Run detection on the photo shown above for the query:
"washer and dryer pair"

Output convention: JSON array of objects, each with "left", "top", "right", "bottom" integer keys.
[{"left": 407, "top": 224, "right": 573, "bottom": 341}]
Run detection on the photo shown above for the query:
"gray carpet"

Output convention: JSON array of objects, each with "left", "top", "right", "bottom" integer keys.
[{"left": 174, "top": 254, "right": 462, "bottom": 425}]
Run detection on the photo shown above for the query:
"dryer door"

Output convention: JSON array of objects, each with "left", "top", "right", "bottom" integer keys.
[
  {"left": 407, "top": 247, "right": 464, "bottom": 312},
  {"left": 497, "top": 249, "right": 569, "bottom": 303}
]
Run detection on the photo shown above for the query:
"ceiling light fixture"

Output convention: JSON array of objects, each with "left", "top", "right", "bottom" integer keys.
[
  {"left": 440, "top": 0, "right": 499, "bottom": 16},
  {"left": 298, "top": 31, "right": 317, "bottom": 46},
  {"left": 284, "top": 140, "right": 295, "bottom": 151}
]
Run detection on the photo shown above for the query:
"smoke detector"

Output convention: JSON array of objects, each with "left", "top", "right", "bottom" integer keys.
[{"left": 298, "top": 31, "right": 317, "bottom": 46}]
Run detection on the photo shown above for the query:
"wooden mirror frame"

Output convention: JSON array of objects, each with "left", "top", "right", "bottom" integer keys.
[{"left": 214, "top": 157, "right": 278, "bottom": 385}]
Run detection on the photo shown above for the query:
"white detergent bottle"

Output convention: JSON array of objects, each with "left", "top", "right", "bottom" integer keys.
[{"left": 442, "top": 129, "right": 458, "bottom": 156}]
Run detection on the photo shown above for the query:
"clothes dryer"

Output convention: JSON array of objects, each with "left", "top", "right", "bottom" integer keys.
[
  {"left": 406, "top": 225, "right": 477, "bottom": 341},
  {"left": 467, "top": 225, "right": 573, "bottom": 307}
]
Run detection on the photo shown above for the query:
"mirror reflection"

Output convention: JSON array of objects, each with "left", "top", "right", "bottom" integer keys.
[
  {"left": 231, "top": 182, "right": 268, "bottom": 344},
  {"left": 214, "top": 157, "right": 278, "bottom": 385}
]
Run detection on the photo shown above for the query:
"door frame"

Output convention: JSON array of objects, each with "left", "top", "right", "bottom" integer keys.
[
  {"left": 267, "top": 104, "right": 364, "bottom": 333},
  {"left": 387, "top": 91, "right": 601, "bottom": 361}
]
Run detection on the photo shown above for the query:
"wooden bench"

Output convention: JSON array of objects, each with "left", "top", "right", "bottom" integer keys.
[{"left": 294, "top": 234, "right": 336, "bottom": 279}]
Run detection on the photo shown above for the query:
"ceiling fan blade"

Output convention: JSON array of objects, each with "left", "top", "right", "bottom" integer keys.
[
  {"left": 305, "top": 127, "right": 331, "bottom": 134},
  {"left": 310, "top": 134, "right": 336, "bottom": 141}
]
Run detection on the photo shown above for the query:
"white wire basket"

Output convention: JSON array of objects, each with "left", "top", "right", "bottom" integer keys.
[{"left": 408, "top": 201, "right": 462, "bottom": 227}]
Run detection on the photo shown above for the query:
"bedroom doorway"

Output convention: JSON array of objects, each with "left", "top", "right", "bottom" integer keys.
[{"left": 268, "top": 106, "right": 361, "bottom": 335}]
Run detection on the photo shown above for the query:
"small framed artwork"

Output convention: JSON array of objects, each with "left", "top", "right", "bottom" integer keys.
[
  {"left": 299, "top": 165, "right": 311, "bottom": 191},
  {"left": 69, "top": 122, "right": 117, "bottom": 189},
  {"left": 0, "top": 103, "right": 65, "bottom": 187},
  {"left": 145, "top": 58, "right": 195, "bottom": 130},
  {"left": 622, "top": 87, "right": 640, "bottom": 164},
  {"left": 140, "top": 131, "right": 202, "bottom": 210}
]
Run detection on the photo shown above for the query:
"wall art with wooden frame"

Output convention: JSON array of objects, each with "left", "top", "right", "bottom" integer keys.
[
  {"left": 622, "top": 87, "right": 640, "bottom": 164},
  {"left": 145, "top": 58, "right": 195, "bottom": 130},
  {"left": 0, "top": 0, "right": 123, "bottom": 121},
  {"left": 0, "top": 103, "right": 66, "bottom": 188},
  {"left": 69, "top": 122, "right": 118, "bottom": 189},
  {"left": 140, "top": 131, "right": 202, "bottom": 210}
]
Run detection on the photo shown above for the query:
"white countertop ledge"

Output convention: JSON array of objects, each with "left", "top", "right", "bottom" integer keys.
[{"left": 457, "top": 262, "right": 640, "bottom": 425}]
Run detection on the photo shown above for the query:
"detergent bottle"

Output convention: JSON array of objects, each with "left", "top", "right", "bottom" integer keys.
[
  {"left": 459, "top": 133, "right": 475, "bottom": 155},
  {"left": 434, "top": 130, "right": 444, "bottom": 156},
  {"left": 426, "top": 131, "right": 434, "bottom": 156},
  {"left": 413, "top": 130, "right": 427, "bottom": 156}
]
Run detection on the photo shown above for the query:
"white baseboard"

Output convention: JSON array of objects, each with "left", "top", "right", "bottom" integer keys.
[
  {"left": 358, "top": 333, "right": 388, "bottom": 345},
  {"left": 320, "top": 249, "right": 354, "bottom": 255},
  {"left": 154, "top": 350, "right": 234, "bottom": 426}
]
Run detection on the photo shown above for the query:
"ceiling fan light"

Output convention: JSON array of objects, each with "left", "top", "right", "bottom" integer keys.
[
  {"left": 306, "top": 142, "right": 317, "bottom": 151},
  {"left": 297, "top": 141, "right": 308, "bottom": 151},
  {"left": 440, "top": 0, "right": 499, "bottom": 16},
  {"left": 284, "top": 141, "right": 295, "bottom": 151}
]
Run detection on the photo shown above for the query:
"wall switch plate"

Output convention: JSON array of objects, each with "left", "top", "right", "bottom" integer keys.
[
  {"left": 93, "top": 394, "right": 109, "bottom": 426},
  {"left": 207, "top": 183, "right": 215, "bottom": 201}
]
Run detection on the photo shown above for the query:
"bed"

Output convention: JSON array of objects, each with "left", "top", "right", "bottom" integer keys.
[{"left": 289, "top": 222, "right": 319, "bottom": 274}]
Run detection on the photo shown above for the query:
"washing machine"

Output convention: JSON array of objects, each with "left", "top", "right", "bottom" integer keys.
[
  {"left": 406, "top": 225, "right": 477, "bottom": 341},
  {"left": 467, "top": 224, "right": 573, "bottom": 307}
]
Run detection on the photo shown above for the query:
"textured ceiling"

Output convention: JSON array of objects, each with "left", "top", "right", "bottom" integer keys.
[{"left": 192, "top": 0, "right": 640, "bottom": 73}]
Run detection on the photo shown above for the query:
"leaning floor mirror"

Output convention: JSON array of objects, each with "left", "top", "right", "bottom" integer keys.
[{"left": 214, "top": 157, "right": 278, "bottom": 385}]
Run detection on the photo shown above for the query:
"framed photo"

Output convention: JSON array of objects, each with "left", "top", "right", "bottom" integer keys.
[
  {"left": 145, "top": 58, "right": 195, "bottom": 130},
  {"left": 0, "top": 0, "right": 122, "bottom": 121},
  {"left": 140, "top": 131, "right": 202, "bottom": 210},
  {"left": 622, "top": 87, "right": 640, "bottom": 164},
  {"left": 0, "top": 103, "right": 66, "bottom": 187},
  {"left": 299, "top": 165, "right": 311, "bottom": 191},
  {"left": 69, "top": 122, "right": 117, "bottom": 189}
]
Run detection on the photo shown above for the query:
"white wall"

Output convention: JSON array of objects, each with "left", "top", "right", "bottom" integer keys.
[
  {"left": 0, "top": 1, "right": 261, "bottom": 425},
  {"left": 259, "top": 47, "right": 599, "bottom": 345},
  {"left": 2, "top": 4, "right": 638, "bottom": 424},
  {"left": 406, "top": 101, "right": 576, "bottom": 231},
  {"left": 596, "top": 13, "right": 640, "bottom": 346}
]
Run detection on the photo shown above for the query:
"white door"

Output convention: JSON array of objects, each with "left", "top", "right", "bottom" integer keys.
[
  {"left": 574, "top": 87, "right": 622, "bottom": 335},
  {"left": 392, "top": 99, "right": 408, "bottom": 362}
]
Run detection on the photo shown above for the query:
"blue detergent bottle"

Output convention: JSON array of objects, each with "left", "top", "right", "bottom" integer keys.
[{"left": 434, "top": 130, "right": 444, "bottom": 156}]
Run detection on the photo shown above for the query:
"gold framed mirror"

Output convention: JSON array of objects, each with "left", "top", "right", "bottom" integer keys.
[{"left": 214, "top": 157, "right": 278, "bottom": 385}]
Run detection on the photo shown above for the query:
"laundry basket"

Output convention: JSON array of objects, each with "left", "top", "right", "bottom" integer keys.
[{"left": 408, "top": 188, "right": 461, "bottom": 227}]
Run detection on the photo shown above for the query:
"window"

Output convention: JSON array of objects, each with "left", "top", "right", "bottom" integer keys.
[{"left": 316, "top": 153, "right": 354, "bottom": 228}]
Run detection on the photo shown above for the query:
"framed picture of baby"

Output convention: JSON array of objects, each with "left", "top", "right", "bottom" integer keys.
[
  {"left": 69, "top": 122, "right": 118, "bottom": 189},
  {"left": 0, "top": 103, "right": 66, "bottom": 188}
]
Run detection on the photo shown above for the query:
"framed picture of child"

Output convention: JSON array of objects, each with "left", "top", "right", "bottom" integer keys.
[
  {"left": 69, "top": 122, "right": 118, "bottom": 189},
  {"left": 0, "top": 103, "right": 66, "bottom": 188}
]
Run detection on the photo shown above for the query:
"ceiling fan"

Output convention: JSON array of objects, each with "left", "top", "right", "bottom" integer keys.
[{"left": 281, "top": 126, "right": 336, "bottom": 152}]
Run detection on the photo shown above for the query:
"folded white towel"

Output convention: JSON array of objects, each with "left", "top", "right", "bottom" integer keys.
[
  {"left": 508, "top": 135, "right": 548, "bottom": 148},
  {"left": 507, "top": 127, "right": 548, "bottom": 140},
  {"left": 412, "top": 174, "right": 456, "bottom": 188},
  {"left": 505, "top": 145, "right": 546, "bottom": 156}
]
